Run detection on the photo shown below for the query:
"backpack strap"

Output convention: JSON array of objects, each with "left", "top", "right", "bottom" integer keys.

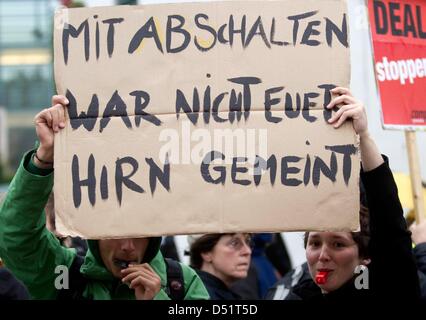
[
  {"left": 56, "top": 254, "right": 89, "bottom": 300},
  {"left": 164, "top": 258, "right": 185, "bottom": 300}
]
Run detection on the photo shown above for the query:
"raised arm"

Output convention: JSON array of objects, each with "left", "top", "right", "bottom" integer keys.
[
  {"left": 327, "top": 87, "right": 420, "bottom": 299},
  {"left": 326, "top": 87, "right": 383, "bottom": 171},
  {"left": 0, "top": 96, "right": 75, "bottom": 299}
]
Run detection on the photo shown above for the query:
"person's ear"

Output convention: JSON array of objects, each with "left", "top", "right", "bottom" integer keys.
[{"left": 201, "top": 252, "right": 212, "bottom": 263}]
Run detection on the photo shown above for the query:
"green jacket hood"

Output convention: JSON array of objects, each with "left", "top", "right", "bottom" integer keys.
[{"left": 82, "top": 237, "right": 162, "bottom": 281}]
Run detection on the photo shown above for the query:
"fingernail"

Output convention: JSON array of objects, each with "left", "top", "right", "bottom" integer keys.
[
  {"left": 65, "top": 99, "right": 69, "bottom": 104},
  {"left": 328, "top": 118, "right": 332, "bottom": 123}
]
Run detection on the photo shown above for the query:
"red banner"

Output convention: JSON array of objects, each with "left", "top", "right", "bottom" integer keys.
[{"left": 368, "top": 0, "right": 426, "bottom": 128}]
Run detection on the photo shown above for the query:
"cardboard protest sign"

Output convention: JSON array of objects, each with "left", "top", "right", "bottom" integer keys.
[
  {"left": 368, "top": 0, "right": 426, "bottom": 129},
  {"left": 53, "top": 0, "right": 360, "bottom": 239}
]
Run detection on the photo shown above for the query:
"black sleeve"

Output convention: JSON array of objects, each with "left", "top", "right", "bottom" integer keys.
[
  {"left": 414, "top": 243, "right": 426, "bottom": 275},
  {"left": 361, "top": 158, "right": 420, "bottom": 299}
]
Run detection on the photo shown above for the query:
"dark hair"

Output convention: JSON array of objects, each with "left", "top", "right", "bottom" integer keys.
[
  {"left": 303, "top": 204, "right": 370, "bottom": 259},
  {"left": 189, "top": 234, "right": 227, "bottom": 269}
]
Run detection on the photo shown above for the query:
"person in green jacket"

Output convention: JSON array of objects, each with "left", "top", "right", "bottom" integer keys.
[{"left": 0, "top": 95, "right": 209, "bottom": 300}]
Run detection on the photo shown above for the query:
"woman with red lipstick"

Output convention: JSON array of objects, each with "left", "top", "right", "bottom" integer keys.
[{"left": 283, "top": 88, "right": 420, "bottom": 301}]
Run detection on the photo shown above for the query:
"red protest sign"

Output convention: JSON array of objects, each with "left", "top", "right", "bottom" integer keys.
[{"left": 368, "top": 0, "right": 426, "bottom": 129}]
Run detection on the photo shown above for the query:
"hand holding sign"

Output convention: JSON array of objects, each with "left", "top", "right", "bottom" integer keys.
[
  {"left": 325, "top": 87, "right": 383, "bottom": 172},
  {"left": 326, "top": 87, "right": 368, "bottom": 136},
  {"left": 34, "top": 95, "right": 69, "bottom": 168}
]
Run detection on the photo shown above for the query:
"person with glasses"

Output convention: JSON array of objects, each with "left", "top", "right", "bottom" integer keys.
[{"left": 188, "top": 233, "right": 252, "bottom": 300}]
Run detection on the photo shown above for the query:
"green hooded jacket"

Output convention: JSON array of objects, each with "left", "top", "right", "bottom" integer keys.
[{"left": 0, "top": 151, "right": 209, "bottom": 300}]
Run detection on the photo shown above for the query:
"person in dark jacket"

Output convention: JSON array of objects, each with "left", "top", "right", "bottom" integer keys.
[
  {"left": 410, "top": 220, "right": 426, "bottom": 300},
  {"left": 269, "top": 87, "right": 420, "bottom": 301},
  {"left": 265, "top": 262, "right": 311, "bottom": 300},
  {"left": 0, "top": 267, "right": 30, "bottom": 300},
  {"left": 188, "top": 233, "right": 252, "bottom": 300},
  {"left": 232, "top": 233, "right": 280, "bottom": 299}
]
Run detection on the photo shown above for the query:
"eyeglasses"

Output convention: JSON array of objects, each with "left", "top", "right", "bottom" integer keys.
[{"left": 225, "top": 235, "right": 253, "bottom": 251}]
